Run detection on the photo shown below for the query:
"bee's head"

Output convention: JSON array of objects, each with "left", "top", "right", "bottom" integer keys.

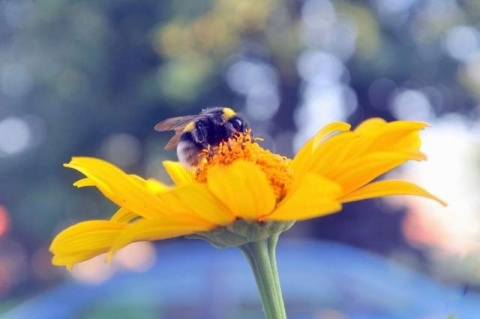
[
  {"left": 201, "top": 107, "right": 249, "bottom": 134},
  {"left": 221, "top": 107, "right": 249, "bottom": 133},
  {"left": 227, "top": 115, "right": 248, "bottom": 132}
]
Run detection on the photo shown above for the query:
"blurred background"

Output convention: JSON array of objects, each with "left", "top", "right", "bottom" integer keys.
[{"left": 1, "top": 0, "right": 480, "bottom": 318}]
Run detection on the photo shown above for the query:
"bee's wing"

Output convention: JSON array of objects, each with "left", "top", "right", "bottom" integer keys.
[
  {"left": 164, "top": 131, "right": 183, "bottom": 150},
  {"left": 155, "top": 114, "right": 206, "bottom": 150},
  {"left": 154, "top": 115, "right": 200, "bottom": 132}
]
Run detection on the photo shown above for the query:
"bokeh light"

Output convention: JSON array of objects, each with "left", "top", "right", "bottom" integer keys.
[
  {"left": 100, "top": 133, "right": 142, "bottom": 168},
  {"left": 0, "top": 117, "right": 31, "bottom": 156},
  {"left": 0, "top": 206, "right": 10, "bottom": 238},
  {"left": 391, "top": 89, "right": 434, "bottom": 121}
]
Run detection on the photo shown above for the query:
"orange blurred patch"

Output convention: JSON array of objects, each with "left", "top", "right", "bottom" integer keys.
[{"left": 0, "top": 206, "right": 10, "bottom": 238}]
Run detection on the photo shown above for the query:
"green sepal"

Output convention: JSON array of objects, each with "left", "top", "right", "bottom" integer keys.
[{"left": 187, "top": 219, "right": 294, "bottom": 248}]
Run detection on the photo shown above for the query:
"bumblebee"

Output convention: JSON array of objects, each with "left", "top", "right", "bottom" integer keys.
[{"left": 154, "top": 107, "right": 249, "bottom": 167}]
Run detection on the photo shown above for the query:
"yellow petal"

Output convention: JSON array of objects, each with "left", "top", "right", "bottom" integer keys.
[
  {"left": 110, "top": 208, "right": 139, "bottom": 223},
  {"left": 207, "top": 160, "right": 276, "bottom": 220},
  {"left": 264, "top": 174, "right": 342, "bottom": 221},
  {"left": 326, "top": 151, "right": 425, "bottom": 194},
  {"left": 355, "top": 121, "right": 428, "bottom": 156},
  {"left": 292, "top": 122, "right": 351, "bottom": 178},
  {"left": 353, "top": 118, "right": 387, "bottom": 133},
  {"left": 145, "top": 178, "right": 171, "bottom": 194},
  {"left": 143, "top": 184, "right": 224, "bottom": 223},
  {"left": 73, "top": 178, "right": 95, "bottom": 188},
  {"left": 108, "top": 215, "right": 215, "bottom": 259},
  {"left": 126, "top": 176, "right": 231, "bottom": 224},
  {"left": 339, "top": 180, "right": 447, "bottom": 206},
  {"left": 50, "top": 220, "right": 126, "bottom": 267},
  {"left": 392, "top": 130, "right": 423, "bottom": 154},
  {"left": 163, "top": 161, "right": 195, "bottom": 186},
  {"left": 306, "top": 132, "right": 357, "bottom": 176},
  {"left": 311, "top": 122, "right": 352, "bottom": 150},
  {"left": 293, "top": 120, "right": 428, "bottom": 181},
  {"left": 168, "top": 184, "right": 235, "bottom": 225},
  {"left": 65, "top": 157, "right": 172, "bottom": 218},
  {"left": 129, "top": 174, "right": 170, "bottom": 193},
  {"left": 52, "top": 254, "right": 100, "bottom": 270}
]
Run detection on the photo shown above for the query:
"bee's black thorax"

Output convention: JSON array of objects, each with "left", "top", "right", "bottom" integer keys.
[{"left": 181, "top": 116, "right": 231, "bottom": 149}]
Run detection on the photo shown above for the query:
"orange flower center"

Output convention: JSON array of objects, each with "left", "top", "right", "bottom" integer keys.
[{"left": 195, "top": 131, "right": 293, "bottom": 200}]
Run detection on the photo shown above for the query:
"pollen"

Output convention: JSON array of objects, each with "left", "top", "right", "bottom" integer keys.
[{"left": 195, "top": 131, "right": 293, "bottom": 200}]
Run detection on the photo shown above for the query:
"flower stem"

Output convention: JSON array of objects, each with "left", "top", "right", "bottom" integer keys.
[{"left": 240, "top": 235, "right": 287, "bottom": 319}]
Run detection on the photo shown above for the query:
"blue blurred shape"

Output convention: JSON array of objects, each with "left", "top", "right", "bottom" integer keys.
[{"left": 2, "top": 240, "right": 478, "bottom": 319}]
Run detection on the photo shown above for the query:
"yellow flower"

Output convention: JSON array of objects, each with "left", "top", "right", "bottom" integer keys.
[{"left": 50, "top": 118, "right": 445, "bottom": 268}]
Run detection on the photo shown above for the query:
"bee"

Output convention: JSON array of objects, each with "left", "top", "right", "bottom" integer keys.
[{"left": 154, "top": 107, "right": 249, "bottom": 167}]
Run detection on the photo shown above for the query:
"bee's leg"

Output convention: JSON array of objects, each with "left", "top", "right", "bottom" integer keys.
[{"left": 207, "top": 145, "right": 215, "bottom": 157}]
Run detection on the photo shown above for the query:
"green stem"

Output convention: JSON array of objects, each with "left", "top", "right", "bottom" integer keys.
[{"left": 240, "top": 236, "right": 287, "bottom": 319}]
